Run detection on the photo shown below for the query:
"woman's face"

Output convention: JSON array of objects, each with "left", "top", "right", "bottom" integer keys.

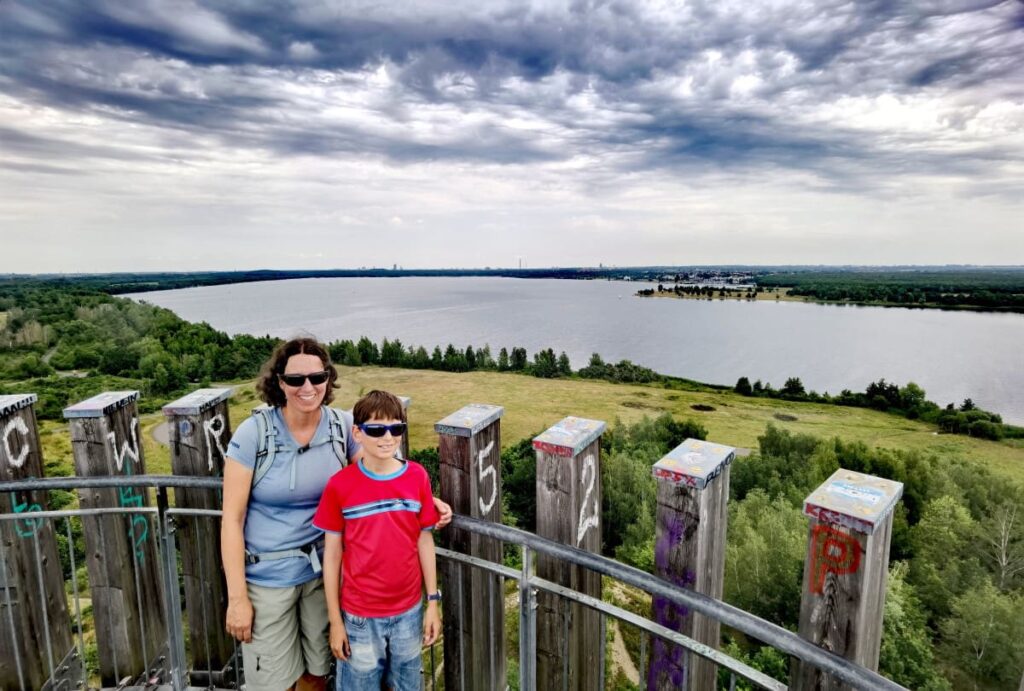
[{"left": 279, "top": 353, "right": 329, "bottom": 413}]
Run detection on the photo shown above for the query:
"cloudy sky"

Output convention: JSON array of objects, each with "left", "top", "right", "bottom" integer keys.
[{"left": 1, "top": 0, "right": 1022, "bottom": 272}]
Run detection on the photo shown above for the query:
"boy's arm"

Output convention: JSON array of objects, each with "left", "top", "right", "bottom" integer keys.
[
  {"left": 418, "top": 530, "right": 441, "bottom": 645},
  {"left": 323, "top": 532, "right": 350, "bottom": 660}
]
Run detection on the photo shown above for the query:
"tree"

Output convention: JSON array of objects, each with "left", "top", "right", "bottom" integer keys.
[
  {"left": 356, "top": 336, "right": 379, "bottom": 364},
  {"left": 978, "top": 502, "right": 1024, "bottom": 591},
  {"left": 734, "top": 376, "right": 753, "bottom": 396},
  {"left": 379, "top": 338, "right": 405, "bottom": 366},
  {"left": 781, "top": 377, "right": 806, "bottom": 397},
  {"left": 557, "top": 351, "right": 572, "bottom": 377},
  {"left": 939, "top": 581, "right": 1024, "bottom": 688},
  {"left": 509, "top": 347, "right": 528, "bottom": 371},
  {"left": 879, "top": 562, "right": 952, "bottom": 690},
  {"left": 497, "top": 347, "right": 509, "bottom": 371},
  {"left": 724, "top": 490, "right": 806, "bottom": 626},
  {"left": 531, "top": 348, "right": 558, "bottom": 378},
  {"left": 909, "top": 496, "right": 987, "bottom": 620}
]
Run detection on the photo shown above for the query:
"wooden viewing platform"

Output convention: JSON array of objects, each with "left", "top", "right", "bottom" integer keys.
[{"left": 0, "top": 389, "right": 909, "bottom": 691}]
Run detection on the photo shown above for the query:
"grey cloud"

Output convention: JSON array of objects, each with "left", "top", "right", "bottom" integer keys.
[{"left": 0, "top": 0, "right": 1022, "bottom": 187}]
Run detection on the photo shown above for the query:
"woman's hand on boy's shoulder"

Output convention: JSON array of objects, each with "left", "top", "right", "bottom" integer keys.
[{"left": 432, "top": 497, "right": 453, "bottom": 528}]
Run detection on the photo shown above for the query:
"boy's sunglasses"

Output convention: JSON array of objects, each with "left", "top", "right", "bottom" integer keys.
[
  {"left": 279, "top": 370, "right": 330, "bottom": 387},
  {"left": 358, "top": 423, "right": 407, "bottom": 438}
]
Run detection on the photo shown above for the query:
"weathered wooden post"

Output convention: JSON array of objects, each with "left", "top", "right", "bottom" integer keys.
[
  {"left": 0, "top": 394, "right": 76, "bottom": 690},
  {"left": 791, "top": 469, "right": 903, "bottom": 690},
  {"left": 398, "top": 395, "right": 411, "bottom": 460},
  {"left": 533, "top": 416, "right": 606, "bottom": 691},
  {"left": 64, "top": 391, "right": 167, "bottom": 686},
  {"left": 436, "top": 404, "right": 505, "bottom": 691},
  {"left": 162, "top": 388, "right": 234, "bottom": 674},
  {"left": 648, "top": 439, "right": 734, "bottom": 691}
]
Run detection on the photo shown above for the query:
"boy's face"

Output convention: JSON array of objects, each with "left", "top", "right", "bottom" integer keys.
[{"left": 353, "top": 416, "right": 403, "bottom": 465}]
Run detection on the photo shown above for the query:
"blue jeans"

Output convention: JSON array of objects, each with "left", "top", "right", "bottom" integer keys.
[{"left": 336, "top": 603, "right": 422, "bottom": 691}]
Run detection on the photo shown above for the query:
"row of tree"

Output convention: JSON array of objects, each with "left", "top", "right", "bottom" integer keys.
[
  {"left": 733, "top": 375, "right": 1022, "bottom": 441},
  {"left": 756, "top": 269, "right": 1024, "bottom": 311}
]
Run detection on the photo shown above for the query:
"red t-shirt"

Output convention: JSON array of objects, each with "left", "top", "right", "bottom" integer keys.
[{"left": 313, "top": 460, "right": 439, "bottom": 617}]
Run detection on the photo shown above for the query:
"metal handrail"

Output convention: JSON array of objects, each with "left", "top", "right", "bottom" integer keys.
[{"left": 0, "top": 475, "right": 906, "bottom": 690}]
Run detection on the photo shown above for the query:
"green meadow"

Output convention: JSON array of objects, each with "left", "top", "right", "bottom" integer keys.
[{"left": 30, "top": 365, "right": 1018, "bottom": 483}]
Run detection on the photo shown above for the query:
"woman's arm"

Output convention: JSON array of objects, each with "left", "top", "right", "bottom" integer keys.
[
  {"left": 418, "top": 530, "right": 441, "bottom": 645},
  {"left": 221, "top": 458, "right": 254, "bottom": 642},
  {"left": 323, "top": 532, "right": 350, "bottom": 660}
]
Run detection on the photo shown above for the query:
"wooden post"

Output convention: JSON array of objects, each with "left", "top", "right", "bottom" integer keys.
[
  {"left": 0, "top": 394, "right": 75, "bottom": 690},
  {"left": 533, "top": 416, "right": 606, "bottom": 691},
  {"left": 648, "top": 439, "right": 734, "bottom": 691},
  {"left": 398, "top": 395, "right": 411, "bottom": 460},
  {"left": 162, "top": 388, "right": 234, "bottom": 674},
  {"left": 791, "top": 469, "right": 903, "bottom": 690},
  {"left": 64, "top": 391, "right": 167, "bottom": 686},
  {"left": 436, "top": 404, "right": 505, "bottom": 691}
]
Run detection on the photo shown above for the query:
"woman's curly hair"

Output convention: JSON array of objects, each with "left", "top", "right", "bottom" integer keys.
[{"left": 256, "top": 337, "right": 339, "bottom": 407}]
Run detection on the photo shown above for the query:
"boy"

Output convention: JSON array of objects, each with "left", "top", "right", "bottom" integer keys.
[{"left": 313, "top": 390, "right": 441, "bottom": 690}]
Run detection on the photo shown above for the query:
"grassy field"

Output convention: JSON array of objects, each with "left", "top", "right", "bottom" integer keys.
[{"left": 32, "top": 365, "right": 1024, "bottom": 485}]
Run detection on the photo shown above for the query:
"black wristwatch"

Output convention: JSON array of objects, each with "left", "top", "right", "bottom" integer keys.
[{"left": 427, "top": 590, "right": 442, "bottom": 602}]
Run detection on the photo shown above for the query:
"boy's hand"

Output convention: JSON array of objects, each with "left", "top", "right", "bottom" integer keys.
[
  {"left": 423, "top": 602, "right": 441, "bottom": 646},
  {"left": 330, "top": 620, "right": 351, "bottom": 661}
]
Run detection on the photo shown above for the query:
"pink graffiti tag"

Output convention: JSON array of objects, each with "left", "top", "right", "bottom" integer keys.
[{"left": 809, "top": 524, "right": 861, "bottom": 594}]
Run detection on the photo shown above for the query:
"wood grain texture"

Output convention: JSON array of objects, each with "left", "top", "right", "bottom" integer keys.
[
  {"left": 68, "top": 399, "right": 167, "bottom": 686},
  {"left": 536, "top": 437, "right": 603, "bottom": 691},
  {"left": 439, "top": 420, "right": 505, "bottom": 691},
  {"left": 790, "top": 512, "right": 894, "bottom": 691},
  {"left": 648, "top": 465, "right": 730, "bottom": 691},
  {"left": 166, "top": 400, "right": 234, "bottom": 672},
  {"left": 0, "top": 402, "right": 74, "bottom": 690}
]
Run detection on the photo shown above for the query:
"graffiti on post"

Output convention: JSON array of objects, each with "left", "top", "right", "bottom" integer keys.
[
  {"left": 2, "top": 416, "right": 30, "bottom": 469},
  {"left": 648, "top": 514, "right": 697, "bottom": 689},
  {"left": 476, "top": 440, "right": 497, "bottom": 516},
  {"left": 108, "top": 418, "right": 148, "bottom": 563},
  {"left": 576, "top": 453, "right": 599, "bottom": 546},
  {"left": 11, "top": 491, "right": 42, "bottom": 537},
  {"left": 809, "top": 523, "right": 862, "bottom": 594},
  {"left": 203, "top": 413, "right": 228, "bottom": 472}
]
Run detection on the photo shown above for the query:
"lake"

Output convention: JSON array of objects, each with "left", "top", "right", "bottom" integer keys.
[{"left": 130, "top": 277, "right": 1024, "bottom": 424}]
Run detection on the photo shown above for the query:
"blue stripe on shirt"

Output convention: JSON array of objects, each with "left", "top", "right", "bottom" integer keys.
[{"left": 342, "top": 498, "right": 422, "bottom": 520}]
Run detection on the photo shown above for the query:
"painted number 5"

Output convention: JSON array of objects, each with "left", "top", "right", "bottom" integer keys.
[
  {"left": 477, "top": 440, "right": 497, "bottom": 515},
  {"left": 576, "top": 453, "right": 599, "bottom": 546}
]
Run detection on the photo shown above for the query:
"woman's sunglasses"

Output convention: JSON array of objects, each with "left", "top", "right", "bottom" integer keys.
[
  {"left": 279, "top": 370, "right": 330, "bottom": 387},
  {"left": 358, "top": 423, "right": 407, "bottom": 438}
]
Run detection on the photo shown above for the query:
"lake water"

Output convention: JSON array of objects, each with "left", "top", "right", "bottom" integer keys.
[{"left": 130, "top": 277, "right": 1024, "bottom": 424}]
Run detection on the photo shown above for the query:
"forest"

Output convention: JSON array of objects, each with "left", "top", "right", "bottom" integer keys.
[{"left": 756, "top": 268, "right": 1024, "bottom": 311}]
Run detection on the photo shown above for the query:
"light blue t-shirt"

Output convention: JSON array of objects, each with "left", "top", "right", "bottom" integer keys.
[{"left": 227, "top": 406, "right": 359, "bottom": 587}]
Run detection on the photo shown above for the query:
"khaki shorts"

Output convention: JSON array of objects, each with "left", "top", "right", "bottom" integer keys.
[{"left": 242, "top": 578, "right": 331, "bottom": 691}]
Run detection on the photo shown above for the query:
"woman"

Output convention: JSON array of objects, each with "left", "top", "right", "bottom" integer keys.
[{"left": 221, "top": 337, "right": 451, "bottom": 691}]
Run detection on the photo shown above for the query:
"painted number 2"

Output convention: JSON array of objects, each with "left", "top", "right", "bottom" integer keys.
[{"left": 576, "top": 453, "right": 599, "bottom": 546}]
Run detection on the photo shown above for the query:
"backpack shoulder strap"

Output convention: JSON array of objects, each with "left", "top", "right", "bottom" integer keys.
[
  {"left": 325, "top": 407, "right": 349, "bottom": 468},
  {"left": 251, "top": 407, "right": 278, "bottom": 488}
]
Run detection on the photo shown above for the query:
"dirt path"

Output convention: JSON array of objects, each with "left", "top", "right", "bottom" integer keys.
[
  {"left": 609, "top": 620, "right": 640, "bottom": 685},
  {"left": 152, "top": 421, "right": 170, "bottom": 446}
]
